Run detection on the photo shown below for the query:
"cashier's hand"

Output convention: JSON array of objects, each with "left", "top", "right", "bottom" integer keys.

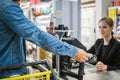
[
  {"left": 74, "top": 49, "right": 89, "bottom": 62},
  {"left": 95, "top": 61, "right": 107, "bottom": 71}
]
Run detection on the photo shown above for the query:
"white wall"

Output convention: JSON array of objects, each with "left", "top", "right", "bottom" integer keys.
[
  {"left": 62, "top": 0, "right": 80, "bottom": 39},
  {"left": 71, "top": 1, "right": 79, "bottom": 38},
  {"left": 62, "top": 1, "right": 71, "bottom": 27}
]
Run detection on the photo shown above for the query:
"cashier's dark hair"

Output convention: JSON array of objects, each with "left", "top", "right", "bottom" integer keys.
[
  {"left": 99, "top": 17, "right": 114, "bottom": 36},
  {"left": 12, "top": 0, "right": 20, "bottom": 1}
]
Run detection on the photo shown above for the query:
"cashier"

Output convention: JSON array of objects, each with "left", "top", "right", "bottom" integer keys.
[{"left": 88, "top": 17, "right": 120, "bottom": 71}]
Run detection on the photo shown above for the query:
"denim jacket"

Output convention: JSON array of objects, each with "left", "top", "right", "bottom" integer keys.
[{"left": 0, "top": 0, "right": 78, "bottom": 78}]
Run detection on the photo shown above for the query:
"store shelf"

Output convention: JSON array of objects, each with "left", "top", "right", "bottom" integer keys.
[
  {"left": 54, "top": 30, "right": 74, "bottom": 32},
  {"left": 109, "top": 7, "right": 120, "bottom": 35}
]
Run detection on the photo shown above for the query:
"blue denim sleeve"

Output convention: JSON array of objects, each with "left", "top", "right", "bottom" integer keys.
[{"left": 0, "top": 2, "right": 78, "bottom": 57}]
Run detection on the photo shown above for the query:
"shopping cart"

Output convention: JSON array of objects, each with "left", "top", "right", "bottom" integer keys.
[
  {"left": 0, "top": 59, "right": 59, "bottom": 80},
  {"left": 2, "top": 71, "right": 51, "bottom": 80}
]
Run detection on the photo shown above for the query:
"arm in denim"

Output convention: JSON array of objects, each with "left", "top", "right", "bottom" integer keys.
[{"left": 0, "top": 1, "right": 78, "bottom": 57}]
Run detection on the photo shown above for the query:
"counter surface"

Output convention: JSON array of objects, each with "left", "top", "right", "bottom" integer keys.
[{"left": 84, "top": 63, "right": 120, "bottom": 80}]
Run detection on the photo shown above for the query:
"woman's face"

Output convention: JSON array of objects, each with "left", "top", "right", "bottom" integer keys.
[{"left": 98, "top": 20, "right": 113, "bottom": 38}]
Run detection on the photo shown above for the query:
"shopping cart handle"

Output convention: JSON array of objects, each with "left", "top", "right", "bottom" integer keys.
[
  {"left": 0, "top": 60, "right": 46, "bottom": 71},
  {"left": 0, "top": 59, "right": 60, "bottom": 80}
]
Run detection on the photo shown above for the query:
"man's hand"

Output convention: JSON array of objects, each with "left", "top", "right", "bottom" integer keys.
[
  {"left": 95, "top": 61, "right": 107, "bottom": 71},
  {"left": 74, "top": 49, "right": 89, "bottom": 62}
]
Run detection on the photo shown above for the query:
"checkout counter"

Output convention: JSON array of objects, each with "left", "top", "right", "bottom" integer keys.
[
  {"left": 83, "top": 63, "right": 120, "bottom": 80},
  {"left": 66, "top": 62, "right": 120, "bottom": 80}
]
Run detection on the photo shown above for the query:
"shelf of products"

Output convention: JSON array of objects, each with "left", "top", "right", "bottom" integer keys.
[
  {"left": 108, "top": 6, "right": 120, "bottom": 40},
  {"left": 30, "top": 1, "right": 53, "bottom": 31},
  {"left": 109, "top": 7, "right": 120, "bottom": 35}
]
